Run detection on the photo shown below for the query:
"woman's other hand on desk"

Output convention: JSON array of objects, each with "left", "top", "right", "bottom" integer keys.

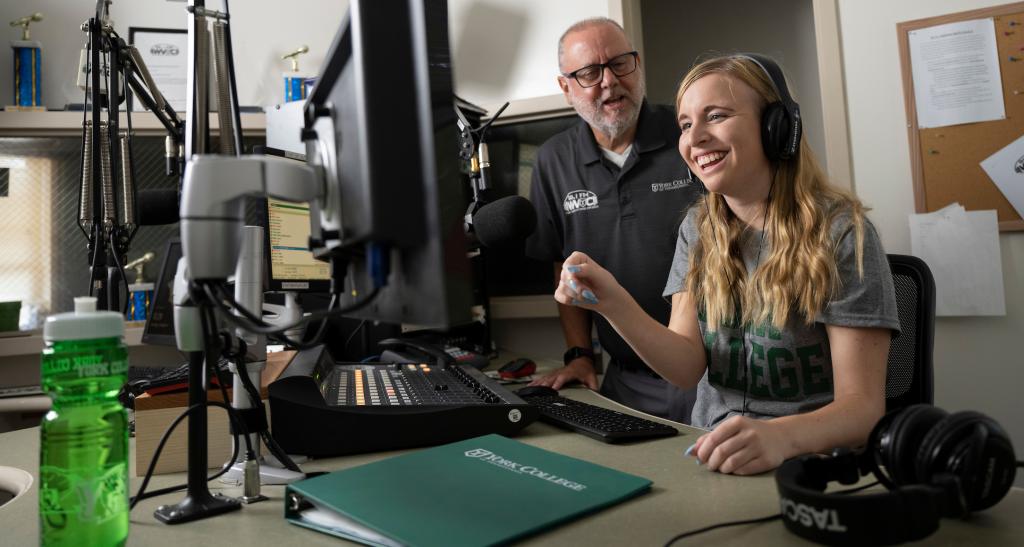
[
  {"left": 687, "top": 416, "right": 793, "bottom": 475},
  {"left": 528, "top": 359, "right": 599, "bottom": 390}
]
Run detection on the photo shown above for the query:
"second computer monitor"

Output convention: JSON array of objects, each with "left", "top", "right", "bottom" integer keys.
[{"left": 265, "top": 195, "right": 331, "bottom": 293}]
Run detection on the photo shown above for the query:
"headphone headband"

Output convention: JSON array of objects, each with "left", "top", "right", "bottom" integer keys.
[
  {"left": 776, "top": 456, "right": 948, "bottom": 545},
  {"left": 739, "top": 53, "right": 798, "bottom": 111}
]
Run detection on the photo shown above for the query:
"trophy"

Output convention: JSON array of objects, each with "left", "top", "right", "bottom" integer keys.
[
  {"left": 281, "top": 45, "right": 309, "bottom": 102},
  {"left": 9, "top": 12, "right": 44, "bottom": 110}
]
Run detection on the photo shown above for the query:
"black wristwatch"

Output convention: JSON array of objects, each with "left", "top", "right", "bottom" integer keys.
[{"left": 563, "top": 346, "right": 595, "bottom": 366}]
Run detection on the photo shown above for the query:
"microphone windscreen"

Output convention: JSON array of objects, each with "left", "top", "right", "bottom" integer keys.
[
  {"left": 137, "top": 188, "right": 180, "bottom": 225},
  {"left": 472, "top": 195, "right": 537, "bottom": 248}
]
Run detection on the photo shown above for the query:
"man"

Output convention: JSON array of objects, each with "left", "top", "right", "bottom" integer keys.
[{"left": 526, "top": 17, "right": 700, "bottom": 423}]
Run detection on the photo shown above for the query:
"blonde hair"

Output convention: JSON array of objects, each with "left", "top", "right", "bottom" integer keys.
[{"left": 676, "top": 55, "right": 868, "bottom": 330}]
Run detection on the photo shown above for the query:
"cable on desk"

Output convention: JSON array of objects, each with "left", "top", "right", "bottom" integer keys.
[
  {"left": 662, "top": 480, "right": 881, "bottom": 544},
  {"left": 663, "top": 513, "right": 781, "bottom": 546}
]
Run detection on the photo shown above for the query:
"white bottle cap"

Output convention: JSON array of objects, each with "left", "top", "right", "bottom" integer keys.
[
  {"left": 44, "top": 296, "right": 125, "bottom": 342},
  {"left": 74, "top": 296, "right": 97, "bottom": 313}
]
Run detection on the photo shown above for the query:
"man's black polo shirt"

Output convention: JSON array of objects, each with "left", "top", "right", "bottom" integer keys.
[{"left": 526, "top": 101, "right": 702, "bottom": 373}]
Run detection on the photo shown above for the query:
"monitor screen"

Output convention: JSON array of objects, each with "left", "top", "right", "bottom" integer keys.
[
  {"left": 303, "top": 0, "right": 474, "bottom": 329},
  {"left": 265, "top": 196, "right": 331, "bottom": 293},
  {"left": 253, "top": 145, "right": 330, "bottom": 293},
  {"left": 142, "top": 239, "right": 182, "bottom": 346}
]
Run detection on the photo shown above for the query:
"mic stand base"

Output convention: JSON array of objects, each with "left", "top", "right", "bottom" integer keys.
[{"left": 153, "top": 491, "right": 241, "bottom": 524}]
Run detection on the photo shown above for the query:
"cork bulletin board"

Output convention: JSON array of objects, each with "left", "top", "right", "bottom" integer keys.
[{"left": 897, "top": 2, "right": 1024, "bottom": 231}]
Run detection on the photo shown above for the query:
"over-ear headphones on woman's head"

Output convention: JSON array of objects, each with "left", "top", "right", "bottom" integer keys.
[
  {"left": 736, "top": 53, "right": 802, "bottom": 162},
  {"left": 774, "top": 404, "right": 1017, "bottom": 545}
]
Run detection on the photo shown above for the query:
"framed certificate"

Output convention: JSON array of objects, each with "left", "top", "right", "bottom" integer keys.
[{"left": 128, "top": 27, "right": 187, "bottom": 113}]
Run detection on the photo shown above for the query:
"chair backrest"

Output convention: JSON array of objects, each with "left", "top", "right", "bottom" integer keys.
[{"left": 885, "top": 254, "right": 936, "bottom": 411}]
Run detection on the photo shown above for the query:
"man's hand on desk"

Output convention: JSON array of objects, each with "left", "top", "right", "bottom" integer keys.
[{"left": 528, "top": 358, "right": 598, "bottom": 391}]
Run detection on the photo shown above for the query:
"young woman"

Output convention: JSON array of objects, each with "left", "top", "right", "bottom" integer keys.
[{"left": 556, "top": 55, "right": 900, "bottom": 475}]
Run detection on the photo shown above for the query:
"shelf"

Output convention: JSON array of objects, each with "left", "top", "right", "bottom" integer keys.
[
  {"left": 489, "top": 295, "right": 559, "bottom": 319},
  {"left": 484, "top": 94, "right": 575, "bottom": 125},
  {"left": 0, "top": 111, "right": 266, "bottom": 137},
  {"left": 0, "top": 324, "right": 145, "bottom": 358}
]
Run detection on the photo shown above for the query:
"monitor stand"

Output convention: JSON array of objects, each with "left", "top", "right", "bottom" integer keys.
[
  {"left": 263, "top": 291, "right": 305, "bottom": 342},
  {"left": 220, "top": 357, "right": 306, "bottom": 487}
]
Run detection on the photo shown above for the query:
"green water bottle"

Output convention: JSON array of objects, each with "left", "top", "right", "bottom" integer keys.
[{"left": 40, "top": 296, "right": 130, "bottom": 546}]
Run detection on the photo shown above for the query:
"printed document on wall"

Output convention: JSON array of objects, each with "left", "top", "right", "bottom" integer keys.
[
  {"left": 910, "top": 204, "right": 1005, "bottom": 316},
  {"left": 980, "top": 133, "right": 1024, "bottom": 218},
  {"left": 909, "top": 18, "right": 1004, "bottom": 129}
]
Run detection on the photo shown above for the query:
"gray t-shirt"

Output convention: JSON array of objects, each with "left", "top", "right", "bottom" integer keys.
[{"left": 662, "top": 209, "right": 900, "bottom": 429}]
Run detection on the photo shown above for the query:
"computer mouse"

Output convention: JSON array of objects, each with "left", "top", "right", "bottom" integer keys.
[
  {"left": 516, "top": 385, "right": 559, "bottom": 398},
  {"left": 498, "top": 358, "right": 536, "bottom": 379}
]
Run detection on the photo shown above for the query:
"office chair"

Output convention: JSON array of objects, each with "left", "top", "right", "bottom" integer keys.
[{"left": 884, "top": 254, "right": 935, "bottom": 411}]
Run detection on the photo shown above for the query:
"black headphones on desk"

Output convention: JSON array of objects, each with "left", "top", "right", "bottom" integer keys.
[{"left": 774, "top": 404, "right": 1018, "bottom": 545}]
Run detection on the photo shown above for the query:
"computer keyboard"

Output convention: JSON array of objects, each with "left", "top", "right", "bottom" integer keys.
[{"left": 518, "top": 392, "right": 678, "bottom": 443}]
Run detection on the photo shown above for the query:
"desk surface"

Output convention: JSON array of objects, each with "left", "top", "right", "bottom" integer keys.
[{"left": 1, "top": 388, "right": 1021, "bottom": 546}]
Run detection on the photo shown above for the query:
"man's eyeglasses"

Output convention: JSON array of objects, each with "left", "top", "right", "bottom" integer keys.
[{"left": 562, "top": 51, "right": 639, "bottom": 88}]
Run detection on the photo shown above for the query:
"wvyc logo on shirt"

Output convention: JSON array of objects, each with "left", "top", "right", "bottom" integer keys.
[{"left": 563, "top": 190, "right": 599, "bottom": 215}]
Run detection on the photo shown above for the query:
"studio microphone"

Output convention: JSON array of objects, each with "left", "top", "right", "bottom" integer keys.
[
  {"left": 471, "top": 195, "right": 537, "bottom": 248},
  {"left": 136, "top": 188, "right": 180, "bottom": 225}
]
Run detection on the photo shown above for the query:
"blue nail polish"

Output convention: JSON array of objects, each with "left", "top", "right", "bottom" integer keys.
[
  {"left": 571, "top": 298, "right": 582, "bottom": 306},
  {"left": 582, "top": 289, "right": 598, "bottom": 303},
  {"left": 568, "top": 278, "right": 578, "bottom": 291},
  {"left": 685, "top": 443, "right": 701, "bottom": 463},
  {"left": 567, "top": 265, "right": 582, "bottom": 273}
]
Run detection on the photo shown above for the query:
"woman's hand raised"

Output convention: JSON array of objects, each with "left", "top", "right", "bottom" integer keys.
[{"left": 555, "top": 251, "right": 630, "bottom": 316}]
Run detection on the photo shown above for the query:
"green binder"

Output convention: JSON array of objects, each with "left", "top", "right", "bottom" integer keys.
[{"left": 284, "top": 434, "right": 652, "bottom": 546}]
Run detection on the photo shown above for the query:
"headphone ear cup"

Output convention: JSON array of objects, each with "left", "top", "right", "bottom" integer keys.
[
  {"left": 879, "top": 405, "right": 947, "bottom": 486},
  {"left": 761, "top": 101, "right": 790, "bottom": 161},
  {"left": 916, "top": 411, "right": 1017, "bottom": 511}
]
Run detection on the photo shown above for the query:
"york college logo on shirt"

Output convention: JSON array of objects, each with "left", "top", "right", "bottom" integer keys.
[
  {"left": 651, "top": 179, "right": 687, "bottom": 192},
  {"left": 563, "top": 190, "right": 599, "bottom": 215}
]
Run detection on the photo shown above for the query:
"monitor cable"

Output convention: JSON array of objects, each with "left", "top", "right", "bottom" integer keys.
[
  {"left": 202, "top": 281, "right": 378, "bottom": 346},
  {"left": 220, "top": 335, "right": 302, "bottom": 474}
]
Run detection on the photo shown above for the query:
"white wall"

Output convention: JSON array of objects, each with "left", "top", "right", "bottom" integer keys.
[
  {"left": 448, "top": 0, "right": 610, "bottom": 106},
  {"left": 0, "top": 0, "right": 347, "bottom": 109},
  {"left": 640, "top": 0, "right": 828, "bottom": 171},
  {"left": 838, "top": 0, "right": 1024, "bottom": 475},
  {"left": 0, "top": 0, "right": 606, "bottom": 112}
]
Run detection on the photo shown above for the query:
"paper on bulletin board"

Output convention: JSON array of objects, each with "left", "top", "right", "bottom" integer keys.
[
  {"left": 980, "top": 133, "right": 1024, "bottom": 218},
  {"left": 908, "top": 18, "right": 1004, "bottom": 129},
  {"left": 909, "top": 204, "right": 1005, "bottom": 316}
]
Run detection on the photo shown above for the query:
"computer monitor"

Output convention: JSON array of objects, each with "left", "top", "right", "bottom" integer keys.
[
  {"left": 142, "top": 239, "right": 182, "bottom": 346},
  {"left": 264, "top": 196, "right": 331, "bottom": 293},
  {"left": 303, "top": 0, "right": 474, "bottom": 329}
]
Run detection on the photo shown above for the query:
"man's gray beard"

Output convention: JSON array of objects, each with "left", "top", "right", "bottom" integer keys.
[
  {"left": 588, "top": 106, "right": 640, "bottom": 141},
  {"left": 575, "top": 79, "right": 645, "bottom": 142}
]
